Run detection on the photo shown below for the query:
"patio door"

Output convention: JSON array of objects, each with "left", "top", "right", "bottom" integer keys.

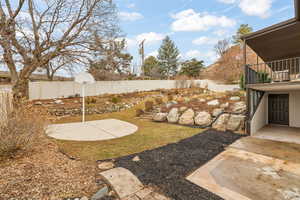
[{"left": 268, "top": 94, "right": 289, "bottom": 125}]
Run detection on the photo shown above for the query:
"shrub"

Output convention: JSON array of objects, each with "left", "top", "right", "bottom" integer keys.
[
  {"left": 155, "top": 97, "right": 164, "bottom": 105},
  {"left": 135, "top": 108, "right": 144, "bottom": 117},
  {"left": 144, "top": 100, "right": 154, "bottom": 112},
  {"left": 111, "top": 96, "right": 121, "bottom": 104},
  {"left": 167, "top": 95, "right": 174, "bottom": 101},
  {"left": 239, "top": 74, "right": 245, "bottom": 91},
  {"left": 258, "top": 72, "right": 271, "bottom": 83},
  {"left": 86, "top": 96, "right": 97, "bottom": 104},
  {"left": 0, "top": 95, "right": 47, "bottom": 158}
]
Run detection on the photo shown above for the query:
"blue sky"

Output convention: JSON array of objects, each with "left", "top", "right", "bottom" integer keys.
[{"left": 115, "top": 0, "right": 294, "bottom": 69}]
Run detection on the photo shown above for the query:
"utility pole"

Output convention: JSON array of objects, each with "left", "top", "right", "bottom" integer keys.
[{"left": 139, "top": 39, "right": 146, "bottom": 76}]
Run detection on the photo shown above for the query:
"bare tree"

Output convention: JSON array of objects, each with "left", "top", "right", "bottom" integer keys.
[
  {"left": 45, "top": 56, "right": 78, "bottom": 81},
  {"left": 0, "top": 0, "right": 119, "bottom": 102},
  {"left": 214, "top": 38, "right": 231, "bottom": 58}
]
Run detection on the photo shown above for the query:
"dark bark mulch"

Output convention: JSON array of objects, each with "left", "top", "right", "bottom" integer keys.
[{"left": 113, "top": 129, "right": 243, "bottom": 200}]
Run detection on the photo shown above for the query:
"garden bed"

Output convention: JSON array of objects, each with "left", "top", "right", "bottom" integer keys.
[{"left": 112, "top": 129, "right": 243, "bottom": 200}]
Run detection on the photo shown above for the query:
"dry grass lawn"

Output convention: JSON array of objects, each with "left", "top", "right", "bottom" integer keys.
[{"left": 54, "top": 104, "right": 203, "bottom": 161}]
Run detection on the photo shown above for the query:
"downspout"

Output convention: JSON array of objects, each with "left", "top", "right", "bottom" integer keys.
[
  {"left": 243, "top": 39, "right": 251, "bottom": 135},
  {"left": 295, "top": 0, "right": 300, "bottom": 21}
]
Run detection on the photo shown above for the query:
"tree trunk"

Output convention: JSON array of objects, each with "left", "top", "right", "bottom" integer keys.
[
  {"left": 46, "top": 67, "right": 55, "bottom": 81},
  {"left": 12, "top": 78, "right": 29, "bottom": 105}
]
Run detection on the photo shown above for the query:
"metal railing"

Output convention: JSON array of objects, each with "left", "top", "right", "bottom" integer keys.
[{"left": 245, "top": 57, "right": 300, "bottom": 84}]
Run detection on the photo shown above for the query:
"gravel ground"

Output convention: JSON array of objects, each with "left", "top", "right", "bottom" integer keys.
[{"left": 113, "top": 129, "right": 243, "bottom": 200}]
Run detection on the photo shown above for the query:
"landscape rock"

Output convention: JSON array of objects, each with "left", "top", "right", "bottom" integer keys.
[
  {"left": 171, "top": 101, "right": 178, "bottom": 105},
  {"left": 227, "top": 114, "right": 246, "bottom": 131},
  {"left": 184, "top": 97, "right": 190, "bottom": 103},
  {"left": 34, "top": 101, "right": 43, "bottom": 105},
  {"left": 199, "top": 98, "right": 206, "bottom": 103},
  {"left": 166, "top": 101, "right": 178, "bottom": 108},
  {"left": 179, "top": 109, "right": 195, "bottom": 125},
  {"left": 132, "top": 156, "right": 140, "bottom": 162},
  {"left": 220, "top": 102, "right": 229, "bottom": 109},
  {"left": 230, "top": 96, "right": 241, "bottom": 101},
  {"left": 91, "top": 185, "right": 109, "bottom": 200},
  {"left": 207, "top": 99, "right": 220, "bottom": 106},
  {"left": 212, "top": 113, "right": 230, "bottom": 131},
  {"left": 212, "top": 108, "right": 224, "bottom": 117},
  {"left": 98, "top": 162, "right": 115, "bottom": 171},
  {"left": 153, "top": 113, "right": 168, "bottom": 122},
  {"left": 54, "top": 99, "right": 63, "bottom": 104},
  {"left": 167, "top": 108, "right": 180, "bottom": 123},
  {"left": 194, "top": 111, "right": 212, "bottom": 126},
  {"left": 179, "top": 106, "right": 188, "bottom": 112},
  {"left": 232, "top": 101, "right": 247, "bottom": 113}
]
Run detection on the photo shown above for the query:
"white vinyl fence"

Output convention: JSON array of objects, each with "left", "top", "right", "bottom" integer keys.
[
  {"left": 0, "top": 85, "right": 12, "bottom": 92},
  {"left": 29, "top": 80, "right": 239, "bottom": 100}
]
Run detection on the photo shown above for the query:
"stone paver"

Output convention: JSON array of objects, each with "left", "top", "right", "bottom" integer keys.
[
  {"left": 100, "top": 167, "right": 144, "bottom": 199},
  {"left": 100, "top": 167, "right": 170, "bottom": 200},
  {"left": 47, "top": 119, "right": 138, "bottom": 141}
]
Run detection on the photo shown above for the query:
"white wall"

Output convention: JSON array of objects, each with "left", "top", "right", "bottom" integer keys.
[
  {"left": 28, "top": 80, "right": 239, "bottom": 100},
  {"left": 289, "top": 91, "right": 300, "bottom": 128},
  {"left": 251, "top": 93, "right": 268, "bottom": 135}
]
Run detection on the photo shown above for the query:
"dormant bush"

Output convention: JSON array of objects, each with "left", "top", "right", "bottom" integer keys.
[{"left": 0, "top": 93, "right": 47, "bottom": 158}]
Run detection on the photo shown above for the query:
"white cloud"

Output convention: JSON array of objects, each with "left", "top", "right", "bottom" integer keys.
[
  {"left": 171, "top": 9, "right": 236, "bottom": 32},
  {"left": 218, "top": 0, "right": 236, "bottom": 4},
  {"left": 136, "top": 32, "right": 165, "bottom": 45},
  {"left": 185, "top": 50, "right": 217, "bottom": 62},
  {"left": 218, "top": 0, "right": 273, "bottom": 18},
  {"left": 213, "top": 29, "right": 229, "bottom": 37},
  {"left": 127, "top": 3, "right": 136, "bottom": 8},
  {"left": 192, "top": 36, "right": 218, "bottom": 45},
  {"left": 125, "top": 38, "right": 137, "bottom": 48},
  {"left": 125, "top": 32, "right": 165, "bottom": 48},
  {"left": 239, "top": 0, "right": 272, "bottom": 18},
  {"left": 118, "top": 12, "right": 143, "bottom": 21}
]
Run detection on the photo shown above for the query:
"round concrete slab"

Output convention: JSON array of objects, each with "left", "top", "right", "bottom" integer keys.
[{"left": 47, "top": 119, "right": 138, "bottom": 141}]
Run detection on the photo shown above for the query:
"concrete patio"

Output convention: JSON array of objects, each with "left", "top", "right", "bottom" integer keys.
[
  {"left": 187, "top": 137, "right": 300, "bottom": 200},
  {"left": 47, "top": 119, "right": 138, "bottom": 141},
  {"left": 253, "top": 125, "right": 300, "bottom": 145}
]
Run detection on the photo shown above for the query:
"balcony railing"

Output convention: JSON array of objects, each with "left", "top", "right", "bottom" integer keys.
[{"left": 245, "top": 57, "right": 300, "bottom": 85}]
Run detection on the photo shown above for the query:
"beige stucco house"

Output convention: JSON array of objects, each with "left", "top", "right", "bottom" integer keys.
[{"left": 243, "top": 0, "right": 300, "bottom": 142}]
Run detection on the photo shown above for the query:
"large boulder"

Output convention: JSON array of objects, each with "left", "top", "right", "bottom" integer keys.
[
  {"left": 212, "top": 113, "right": 230, "bottom": 131},
  {"left": 230, "top": 96, "right": 241, "bottom": 101},
  {"left": 194, "top": 112, "right": 212, "bottom": 126},
  {"left": 212, "top": 108, "right": 224, "bottom": 117},
  {"left": 232, "top": 101, "right": 246, "bottom": 113},
  {"left": 199, "top": 98, "right": 206, "bottom": 103},
  {"left": 167, "top": 108, "right": 180, "bottom": 123},
  {"left": 165, "top": 101, "right": 178, "bottom": 109},
  {"left": 179, "top": 109, "right": 195, "bottom": 125},
  {"left": 220, "top": 102, "right": 229, "bottom": 109},
  {"left": 207, "top": 99, "right": 220, "bottom": 106},
  {"left": 179, "top": 106, "right": 188, "bottom": 113},
  {"left": 227, "top": 115, "right": 246, "bottom": 131},
  {"left": 153, "top": 113, "right": 168, "bottom": 122}
]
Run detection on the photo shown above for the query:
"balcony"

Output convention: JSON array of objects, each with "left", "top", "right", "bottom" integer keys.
[{"left": 245, "top": 57, "right": 300, "bottom": 87}]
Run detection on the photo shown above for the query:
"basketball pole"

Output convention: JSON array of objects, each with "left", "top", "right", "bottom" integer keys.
[{"left": 82, "top": 84, "right": 85, "bottom": 123}]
